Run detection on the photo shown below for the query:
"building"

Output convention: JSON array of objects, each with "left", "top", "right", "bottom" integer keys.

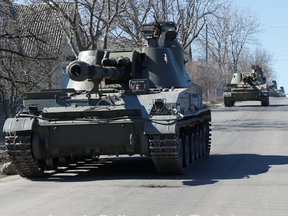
[{"left": 0, "top": 1, "right": 81, "bottom": 137}]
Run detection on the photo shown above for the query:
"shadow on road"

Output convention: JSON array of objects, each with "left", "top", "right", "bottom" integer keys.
[
  {"left": 212, "top": 103, "right": 288, "bottom": 113},
  {"left": 212, "top": 118, "right": 288, "bottom": 132},
  {"left": 183, "top": 154, "right": 288, "bottom": 186},
  {"left": 28, "top": 153, "right": 288, "bottom": 186},
  {"left": 29, "top": 156, "right": 159, "bottom": 182}
]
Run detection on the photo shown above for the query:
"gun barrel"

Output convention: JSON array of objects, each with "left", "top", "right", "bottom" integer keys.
[
  {"left": 243, "top": 76, "right": 250, "bottom": 83},
  {"left": 66, "top": 61, "right": 126, "bottom": 82}
]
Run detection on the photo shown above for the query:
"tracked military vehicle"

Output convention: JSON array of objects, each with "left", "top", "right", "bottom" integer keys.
[
  {"left": 223, "top": 66, "right": 269, "bottom": 107},
  {"left": 279, "top": 86, "right": 286, "bottom": 97},
  {"left": 3, "top": 21, "right": 211, "bottom": 177},
  {"left": 268, "top": 80, "right": 280, "bottom": 97}
]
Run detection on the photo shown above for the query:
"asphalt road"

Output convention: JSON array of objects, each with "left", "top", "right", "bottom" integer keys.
[{"left": 1, "top": 97, "right": 288, "bottom": 216}]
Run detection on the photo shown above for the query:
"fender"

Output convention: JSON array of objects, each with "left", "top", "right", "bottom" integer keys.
[
  {"left": 3, "top": 118, "right": 35, "bottom": 132},
  {"left": 144, "top": 119, "right": 176, "bottom": 134}
]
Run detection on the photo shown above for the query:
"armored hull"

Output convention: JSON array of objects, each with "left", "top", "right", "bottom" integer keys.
[
  {"left": 268, "top": 80, "right": 281, "bottom": 97},
  {"left": 224, "top": 85, "right": 269, "bottom": 106},
  {"left": 4, "top": 88, "right": 211, "bottom": 176},
  {"left": 3, "top": 21, "right": 211, "bottom": 177},
  {"left": 223, "top": 66, "right": 269, "bottom": 107}
]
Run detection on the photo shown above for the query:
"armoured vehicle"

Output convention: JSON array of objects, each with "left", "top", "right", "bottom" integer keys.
[
  {"left": 268, "top": 80, "right": 280, "bottom": 97},
  {"left": 3, "top": 21, "right": 211, "bottom": 177},
  {"left": 223, "top": 66, "right": 269, "bottom": 107},
  {"left": 279, "top": 86, "right": 286, "bottom": 97}
]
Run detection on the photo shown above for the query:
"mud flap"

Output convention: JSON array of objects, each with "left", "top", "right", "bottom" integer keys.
[
  {"left": 144, "top": 120, "right": 176, "bottom": 134},
  {"left": 3, "top": 118, "right": 35, "bottom": 132}
]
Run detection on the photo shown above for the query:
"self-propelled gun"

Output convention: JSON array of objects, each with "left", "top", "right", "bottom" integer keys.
[{"left": 3, "top": 21, "right": 211, "bottom": 177}]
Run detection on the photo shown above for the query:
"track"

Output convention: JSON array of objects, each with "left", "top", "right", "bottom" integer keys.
[
  {"left": 5, "top": 131, "right": 43, "bottom": 177},
  {"left": 149, "top": 115, "right": 211, "bottom": 174},
  {"left": 5, "top": 115, "right": 211, "bottom": 177}
]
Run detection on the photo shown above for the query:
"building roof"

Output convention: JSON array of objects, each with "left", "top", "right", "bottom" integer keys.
[{"left": 5, "top": 2, "right": 76, "bottom": 56}]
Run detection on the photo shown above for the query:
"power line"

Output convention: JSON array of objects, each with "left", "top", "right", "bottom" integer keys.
[
  {"left": 234, "top": 2, "right": 288, "bottom": 9},
  {"left": 274, "top": 49, "right": 288, "bottom": 54}
]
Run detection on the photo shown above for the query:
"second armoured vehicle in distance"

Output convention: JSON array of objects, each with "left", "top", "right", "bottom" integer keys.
[
  {"left": 279, "top": 86, "right": 286, "bottom": 97},
  {"left": 3, "top": 21, "right": 211, "bottom": 177},
  {"left": 223, "top": 66, "right": 269, "bottom": 107},
  {"left": 268, "top": 80, "right": 280, "bottom": 97}
]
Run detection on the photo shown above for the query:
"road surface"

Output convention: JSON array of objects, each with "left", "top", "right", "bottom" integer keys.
[{"left": 1, "top": 97, "right": 288, "bottom": 216}]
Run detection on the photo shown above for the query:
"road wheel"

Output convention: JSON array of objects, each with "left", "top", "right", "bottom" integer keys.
[
  {"left": 37, "top": 160, "right": 46, "bottom": 171},
  {"left": 199, "top": 130, "right": 203, "bottom": 157},
  {"left": 261, "top": 97, "right": 269, "bottom": 106},
  {"left": 224, "top": 97, "right": 232, "bottom": 107},
  {"left": 46, "top": 157, "right": 59, "bottom": 170},
  {"left": 59, "top": 156, "right": 70, "bottom": 167},
  {"left": 182, "top": 134, "right": 190, "bottom": 167},
  {"left": 190, "top": 132, "right": 196, "bottom": 163},
  {"left": 69, "top": 156, "right": 78, "bottom": 165},
  {"left": 178, "top": 134, "right": 184, "bottom": 168},
  {"left": 201, "top": 122, "right": 209, "bottom": 155},
  {"left": 195, "top": 131, "right": 200, "bottom": 160}
]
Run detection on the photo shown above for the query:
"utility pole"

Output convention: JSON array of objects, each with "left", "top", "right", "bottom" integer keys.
[
  {"left": 163, "top": 0, "right": 167, "bottom": 21},
  {"left": 205, "top": 23, "right": 209, "bottom": 100},
  {"left": 206, "top": 24, "right": 208, "bottom": 64}
]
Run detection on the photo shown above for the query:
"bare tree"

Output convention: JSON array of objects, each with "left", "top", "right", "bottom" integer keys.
[
  {"left": 0, "top": 0, "right": 53, "bottom": 59},
  {"left": 228, "top": 7, "right": 262, "bottom": 73},
  {"left": 0, "top": 1, "right": 67, "bottom": 117},
  {"left": 186, "top": 59, "right": 221, "bottom": 98},
  {"left": 0, "top": 56, "right": 62, "bottom": 116},
  {"left": 196, "top": 6, "right": 232, "bottom": 86},
  {"left": 195, "top": 5, "right": 263, "bottom": 91},
  {"left": 34, "top": 0, "right": 127, "bottom": 55},
  {"left": 111, "top": 0, "right": 226, "bottom": 50},
  {"left": 151, "top": 0, "right": 174, "bottom": 21},
  {"left": 113, "top": 0, "right": 153, "bottom": 48},
  {"left": 173, "top": 0, "right": 225, "bottom": 52},
  {"left": 23, "top": 0, "right": 227, "bottom": 56},
  {"left": 238, "top": 47, "right": 276, "bottom": 82}
]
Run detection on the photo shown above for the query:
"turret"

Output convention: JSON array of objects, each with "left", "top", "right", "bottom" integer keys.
[
  {"left": 272, "top": 80, "right": 277, "bottom": 88},
  {"left": 140, "top": 21, "right": 191, "bottom": 87},
  {"left": 240, "top": 66, "right": 266, "bottom": 85},
  {"left": 66, "top": 20, "right": 191, "bottom": 94}
]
